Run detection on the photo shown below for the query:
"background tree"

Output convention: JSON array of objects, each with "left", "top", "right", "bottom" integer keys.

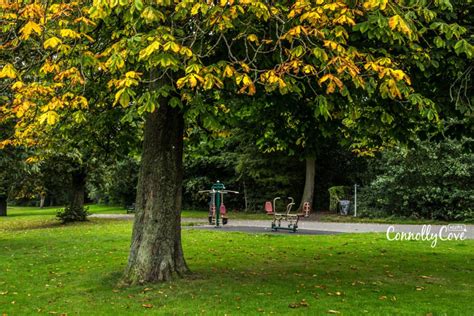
[{"left": 0, "top": 131, "right": 20, "bottom": 216}]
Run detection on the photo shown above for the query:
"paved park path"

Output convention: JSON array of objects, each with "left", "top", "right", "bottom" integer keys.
[{"left": 90, "top": 214, "right": 474, "bottom": 239}]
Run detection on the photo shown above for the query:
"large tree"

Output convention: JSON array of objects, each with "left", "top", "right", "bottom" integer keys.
[{"left": 1, "top": 0, "right": 469, "bottom": 284}]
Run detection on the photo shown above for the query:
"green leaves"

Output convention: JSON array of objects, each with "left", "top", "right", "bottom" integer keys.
[
  {"left": 314, "top": 96, "right": 332, "bottom": 120},
  {"left": 430, "top": 22, "right": 467, "bottom": 40},
  {"left": 134, "top": 0, "right": 143, "bottom": 11},
  {"left": 141, "top": 7, "right": 164, "bottom": 23},
  {"left": 380, "top": 112, "right": 394, "bottom": 125},
  {"left": 454, "top": 40, "right": 473, "bottom": 58},
  {"left": 137, "top": 92, "right": 155, "bottom": 114},
  {"left": 114, "top": 88, "right": 135, "bottom": 107}
]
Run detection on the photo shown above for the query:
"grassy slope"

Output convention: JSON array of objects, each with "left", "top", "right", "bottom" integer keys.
[{"left": 0, "top": 211, "right": 473, "bottom": 315}]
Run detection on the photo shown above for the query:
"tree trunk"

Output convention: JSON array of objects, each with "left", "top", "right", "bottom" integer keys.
[
  {"left": 70, "top": 168, "right": 86, "bottom": 210},
  {"left": 39, "top": 193, "right": 46, "bottom": 209},
  {"left": 243, "top": 180, "right": 248, "bottom": 212},
  {"left": 0, "top": 195, "right": 7, "bottom": 216},
  {"left": 123, "top": 101, "right": 189, "bottom": 285},
  {"left": 299, "top": 158, "right": 316, "bottom": 211},
  {"left": 58, "top": 168, "right": 88, "bottom": 222}
]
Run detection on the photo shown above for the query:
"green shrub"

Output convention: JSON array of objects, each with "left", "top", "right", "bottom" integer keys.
[
  {"left": 359, "top": 138, "right": 474, "bottom": 221},
  {"left": 57, "top": 206, "right": 89, "bottom": 223}
]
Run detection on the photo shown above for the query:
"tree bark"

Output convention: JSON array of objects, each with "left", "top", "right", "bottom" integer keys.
[
  {"left": 0, "top": 195, "right": 7, "bottom": 216},
  {"left": 243, "top": 180, "right": 248, "bottom": 212},
  {"left": 70, "top": 168, "right": 86, "bottom": 210},
  {"left": 39, "top": 193, "right": 46, "bottom": 209},
  {"left": 123, "top": 101, "right": 189, "bottom": 285},
  {"left": 299, "top": 157, "right": 316, "bottom": 211}
]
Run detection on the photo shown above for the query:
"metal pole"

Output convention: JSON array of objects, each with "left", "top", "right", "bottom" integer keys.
[
  {"left": 215, "top": 190, "right": 220, "bottom": 227},
  {"left": 354, "top": 184, "right": 358, "bottom": 217}
]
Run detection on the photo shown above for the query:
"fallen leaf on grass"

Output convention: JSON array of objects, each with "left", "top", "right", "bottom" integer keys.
[
  {"left": 327, "top": 310, "right": 340, "bottom": 314},
  {"left": 289, "top": 300, "right": 309, "bottom": 308},
  {"left": 142, "top": 304, "right": 153, "bottom": 309},
  {"left": 299, "top": 299, "right": 309, "bottom": 307},
  {"left": 416, "top": 286, "right": 425, "bottom": 291},
  {"left": 379, "top": 296, "right": 387, "bottom": 300}
]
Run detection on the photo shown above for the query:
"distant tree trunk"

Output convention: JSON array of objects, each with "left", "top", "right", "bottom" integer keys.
[
  {"left": 58, "top": 167, "right": 88, "bottom": 223},
  {"left": 70, "top": 168, "right": 86, "bottom": 210},
  {"left": 123, "top": 101, "right": 189, "bottom": 285},
  {"left": 299, "top": 158, "right": 316, "bottom": 211},
  {"left": 39, "top": 193, "right": 46, "bottom": 209},
  {"left": 243, "top": 180, "right": 248, "bottom": 212},
  {"left": 0, "top": 195, "right": 7, "bottom": 216}
]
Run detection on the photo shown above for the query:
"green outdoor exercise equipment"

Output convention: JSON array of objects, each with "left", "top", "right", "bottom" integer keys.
[{"left": 199, "top": 181, "right": 239, "bottom": 227}]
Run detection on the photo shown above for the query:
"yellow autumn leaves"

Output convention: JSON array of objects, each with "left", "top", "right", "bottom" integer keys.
[
  {"left": 388, "top": 15, "right": 412, "bottom": 36},
  {"left": 138, "top": 41, "right": 192, "bottom": 61},
  {"left": 0, "top": 64, "right": 17, "bottom": 79},
  {"left": 363, "top": 0, "right": 388, "bottom": 11},
  {"left": 44, "top": 37, "right": 62, "bottom": 49},
  {"left": 20, "top": 21, "right": 42, "bottom": 40}
]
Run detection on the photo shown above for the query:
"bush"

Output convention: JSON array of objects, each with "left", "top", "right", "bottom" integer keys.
[
  {"left": 57, "top": 206, "right": 89, "bottom": 223},
  {"left": 359, "top": 138, "right": 474, "bottom": 221}
]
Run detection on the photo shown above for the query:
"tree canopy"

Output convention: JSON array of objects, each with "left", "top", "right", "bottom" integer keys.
[{"left": 2, "top": 0, "right": 460, "bottom": 145}]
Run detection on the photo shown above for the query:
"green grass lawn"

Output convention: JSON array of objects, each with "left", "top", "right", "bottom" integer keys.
[
  {"left": 6, "top": 205, "right": 468, "bottom": 224},
  {"left": 4, "top": 204, "right": 270, "bottom": 221},
  {"left": 1, "top": 211, "right": 473, "bottom": 315}
]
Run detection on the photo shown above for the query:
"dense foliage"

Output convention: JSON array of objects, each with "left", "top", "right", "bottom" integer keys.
[
  {"left": 359, "top": 138, "right": 474, "bottom": 221},
  {"left": 182, "top": 128, "right": 367, "bottom": 211},
  {"left": 88, "top": 156, "right": 140, "bottom": 207}
]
